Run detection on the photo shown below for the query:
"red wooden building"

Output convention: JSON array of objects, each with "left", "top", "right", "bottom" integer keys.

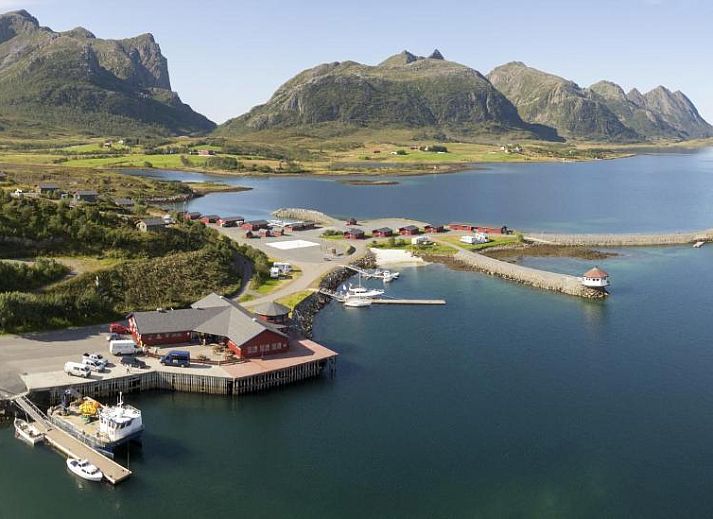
[
  {"left": 218, "top": 216, "right": 244, "bottom": 227},
  {"left": 183, "top": 212, "right": 201, "bottom": 221},
  {"left": 129, "top": 293, "right": 289, "bottom": 359},
  {"left": 200, "top": 215, "right": 220, "bottom": 224},
  {"left": 258, "top": 228, "right": 271, "bottom": 238},
  {"left": 475, "top": 225, "right": 509, "bottom": 235},
  {"left": 372, "top": 227, "right": 393, "bottom": 238},
  {"left": 399, "top": 225, "right": 420, "bottom": 236},
  {"left": 241, "top": 219, "right": 270, "bottom": 231},
  {"left": 424, "top": 224, "right": 445, "bottom": 233},
  {"left": 448, "top": 223, "right": 477, "bottom": 232},
  {"left": 344, "top": 228, "right": 365, "bottom": 239}
]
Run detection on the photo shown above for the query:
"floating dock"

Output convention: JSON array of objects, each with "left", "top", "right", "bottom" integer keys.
[
  {"left": 371, "top": 299, "right": 446, "bottom": 305},
  {"left": 13, "top": 395, "right": 131, "bottom": 485}
]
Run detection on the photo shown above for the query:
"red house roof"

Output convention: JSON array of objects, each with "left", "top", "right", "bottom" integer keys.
[{"left": 583, "top": 267, "right": 609, "bottom": 279}]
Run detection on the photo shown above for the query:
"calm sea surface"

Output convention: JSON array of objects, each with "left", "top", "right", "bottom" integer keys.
[
  {"left": 3, "top": 151, "right": 713, "bottom": 518},
  {"left": 129, "top": 148, "right": 713, "bottom": 233}
]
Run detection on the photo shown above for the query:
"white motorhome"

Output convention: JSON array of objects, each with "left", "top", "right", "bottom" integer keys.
[
  {"left": 109, "top": 339, "right": 138, "bottom": 356},
  {"left": 64, "top": 362, "right": 91, "bottom": 378},
  {"left": 272, "top": 262, "right": 292, "bottom": 274}
]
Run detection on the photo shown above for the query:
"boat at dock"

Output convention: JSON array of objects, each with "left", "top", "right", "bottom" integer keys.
[
  {"left": 346, "top": 284, "right": 385, "bottom": 298},
  {"left": 66, "top": 458, "right": 103, "bottom": 482},
  {"left": 48, "top": 392, "right": 143, "bottom": 457},
  {"left": 343, "top": 297, "right": 372, "bottom": 308},
  {"left": 14, "top": 418, "right": 44, "bottom": 446}
]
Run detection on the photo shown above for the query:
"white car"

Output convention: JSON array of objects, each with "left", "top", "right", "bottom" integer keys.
[
  {"left": 82, "top": 357, "right": 106, "bottom": 373},
  {"left": 82, "top": 352, "right": 108, "bottom": 367},
  {"left": 64, "top": 362, "right": 91, "bottom": 378}
]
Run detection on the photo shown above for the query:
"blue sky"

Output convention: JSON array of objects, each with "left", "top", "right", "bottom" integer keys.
[{"left": 6, "top": 0, "right": 713, "bottom": 123}]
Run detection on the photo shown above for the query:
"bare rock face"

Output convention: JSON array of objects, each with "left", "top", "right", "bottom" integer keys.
[{"left": 0, "top": 9, "right": 214, "bottom": 135}]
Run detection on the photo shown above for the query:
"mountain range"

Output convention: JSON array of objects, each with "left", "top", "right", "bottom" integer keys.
[
  {"left": 0, "top": 10, "right": 214, "bottom": 136},
  {"left": 0, "top": 10, "right": 710, "bottom": 143}
]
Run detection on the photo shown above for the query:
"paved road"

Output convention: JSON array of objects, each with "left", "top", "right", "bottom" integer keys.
[{"left": 0, "top": 325, "right": 107, "bottom": 396}]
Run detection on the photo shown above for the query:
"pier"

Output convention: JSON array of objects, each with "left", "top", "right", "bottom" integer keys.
[
  {"left": 12, "top": 395, "right": 132, "bottom": 485},
  {"left": 524, "top": 228, "right": 713, "bottom": 247},
  {"left": 372, "top": 299, "right": 446, "bottom": 305}
]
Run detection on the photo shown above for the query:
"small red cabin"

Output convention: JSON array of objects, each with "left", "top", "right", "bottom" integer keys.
[
  {"left": 258, "top": 228, "right": 271, "bottom": 238},
  {"left": 399, "top": 225, "right": 420, "bottom": 236},
  {"left": 344, "top": 228, "right": 365, "bottom": 239},
  {"left": 200, "top": 215, "right": 220, "bottom": 224},
  {"left": 183, "top": 212, "right": 201, "bottom": 221},
  {"left": 424, "top": 224, "right": 445, "bottom": 233},
  {"left": 218, "top": 216, "right": 244, "bottom": 227},
  {"left": 241, "top": 220, "right": 269, "bottom": 231},
  {"left": 448, "top": 223, "right": 477, "bottom": 232},
  {"left": 372, "top": 227, "right": 393, "bottom": 238}
]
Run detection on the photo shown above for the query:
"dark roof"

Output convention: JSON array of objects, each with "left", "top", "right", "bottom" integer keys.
[
  {"left": 113, "top": 197, "right": 134, "bottom": 206},
  {"left": 345, "top": 227, "right": 364, "bottom": 235},
  {"left": 133, "top": 293, "right": 287, "bottom": 346},
  {"left": 246, "top": 219, "right": 269, "bottom": 225},
  {"left": 425, "top": 223, "right": 444, "bottom": 228},
  {"left": 399, "top": 225, "right": 419, "bottom": 231},
  {"left": 75, "top": 190, "right": 98, "bottom": 196},
  {"left": 373, "top": 227, "right": 393, "bottom": 233},
  {"left": 38, "top": 183, "right": 60, "bottom": 189},
  {"left": 201, "top": 214, "right": 220, "bottom": 219},
  {"left": 219, "top": 216, "right": 244, "bottom": 222},
  {"left": 138, "top": 218, "right": 166, "bottom": 227},
  {"left": 253, "top": 301, "right": 290, "bottom": 317}
]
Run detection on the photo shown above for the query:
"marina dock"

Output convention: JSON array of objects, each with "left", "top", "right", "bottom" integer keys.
[
  {"left": 372, "top": 299, "right": 446, "bottom": 305},
  {"left": 12, "top": 395, "right": 131, "bottom": 485}
]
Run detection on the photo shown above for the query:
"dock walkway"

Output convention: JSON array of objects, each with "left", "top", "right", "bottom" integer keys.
[{"left": 13, "top": 395, "right": 131, "bottom": 485}]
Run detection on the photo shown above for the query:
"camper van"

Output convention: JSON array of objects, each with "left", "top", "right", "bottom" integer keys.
[
  {"left": 109, "top": 339, "right": 138, "bottom": 356},
  {"left": 64, "top": 362, "right": 91, "bottom": 378}
]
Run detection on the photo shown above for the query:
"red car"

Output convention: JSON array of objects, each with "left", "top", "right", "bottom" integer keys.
[{"left": 109, "top": 322, "right": 129, "bottom": 334}]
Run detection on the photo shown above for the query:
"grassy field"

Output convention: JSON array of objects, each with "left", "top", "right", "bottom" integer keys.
[
  {"left": 276, "top": 290, "right": 313, "bottom": 310},
  {"left": 438, "top": 234, "right": 523, "bottom": 251}
]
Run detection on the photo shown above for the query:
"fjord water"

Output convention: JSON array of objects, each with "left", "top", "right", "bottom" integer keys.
[
  {"left": 133, "top": 148, "right": 713, "bottom": 232},
  {"left": 3, "top": 151, "right": 713, "bottom": 518}
]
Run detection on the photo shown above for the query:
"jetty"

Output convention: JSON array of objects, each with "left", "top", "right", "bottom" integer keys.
[
  {"left": 524, "top": 228, "right": 713, "bottom": 247},
  {"left": 12, "top": 395, "right": 131, "bottom": 485}
]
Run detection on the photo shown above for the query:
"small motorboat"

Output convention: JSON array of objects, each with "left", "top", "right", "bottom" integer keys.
[
  {"left": 380, "top": 270, "right": 400, "bottom": 282},
  {"left": 66, "top": 458, "right": 104, "bottom": 482},
  {"left": 14, "top": 418, "right": 44, "bottom": 446},
  {"left": 343, "top": 297, "right": 372, "bottom": 308},
  {"left": 693, "top": 241, "right": 705, "bottom": 248}
]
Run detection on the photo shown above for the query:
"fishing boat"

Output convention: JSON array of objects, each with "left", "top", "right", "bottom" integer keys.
[
  {"left": 14, "top": 418, "right": 44, "bottom": 446},
  {"left": 97, "top": 393, "right": 144, "bottom": 444},
  {"left": 66, "top": 458, "right": 103, "bottom": 482},
  {"left": 343, "top": 297, "right": 372, "bottom": 308}
]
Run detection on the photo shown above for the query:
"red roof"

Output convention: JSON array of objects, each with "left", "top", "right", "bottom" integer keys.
[{"left": 583, "top": 267, "right": 609, "bottom": 279}]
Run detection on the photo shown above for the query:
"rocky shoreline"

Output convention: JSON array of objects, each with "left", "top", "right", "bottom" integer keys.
[{"left": 292, "top": 253, "right": 377, "bottom": 338}]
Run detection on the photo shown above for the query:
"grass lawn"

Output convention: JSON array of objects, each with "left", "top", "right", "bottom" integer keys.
[
  {"left": 276, "top": 290, "right": 313, "bottom": 310},
  {"left": 439, "top": 234, "right": 522, "bottom": 251}
]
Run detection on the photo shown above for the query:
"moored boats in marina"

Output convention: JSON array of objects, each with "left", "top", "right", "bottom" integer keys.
[
  {"left": 343, "top": 297, "right": 372, "bottom": 308},
  {"left": 14, "top": 418, "right": 44, "bottom": 446},
  {"left": 66, "top": 458, "right": 104, "bottom": 482}
]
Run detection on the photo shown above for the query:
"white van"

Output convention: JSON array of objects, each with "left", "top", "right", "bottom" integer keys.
[
  {"left": 273, "top": 262, "right": 292, "bottom": 274},
  {"left": 109, "top": 339, "right": 138, "bottom": 356},
  {"left": 64, "top": 362, "right": 91, "bottom": 378},
  {"left": 82, "top": 357, "right": 106, "bottom": 372}
]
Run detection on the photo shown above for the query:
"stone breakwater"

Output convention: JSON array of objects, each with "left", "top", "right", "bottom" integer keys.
[
  {"left": 449, "top": 249, "right": 606, "bottom": 299},
  {"left": 273, "top": 208, "right": 337, "bottom": 226},
  {"left": 525, "top": 228, "right": 713, "bottom": 247},
  {"left": 293, "top": 253, "right": 377, "bottom": 337}
]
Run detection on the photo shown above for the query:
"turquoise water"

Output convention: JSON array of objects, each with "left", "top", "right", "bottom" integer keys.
[
  {"left": 129, "top": 148, "right": 713, "bottom": 232},
  {"left": 3, "top": 247, "right": 713, "bottom": 517},
  {"left": 3, "top": 152, "right": 713, "bottom": 517}
]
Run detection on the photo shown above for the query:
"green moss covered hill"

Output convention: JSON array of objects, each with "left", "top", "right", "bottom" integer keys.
[
  {"left": 217, "top": 50, "right": 560, "bottom": 141},
  {"left": 0, "top": 10, "right": 214, "bottom": 137}
]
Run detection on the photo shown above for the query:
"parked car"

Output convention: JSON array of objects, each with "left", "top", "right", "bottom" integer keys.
[
  {"left": 109, "top": 322, "right": 129, "bottom": 334},
  {"left": 109, "top": 339, "right": 138, "bottom": 356},
  {"left": 120, "top": 356, "right": 148, "bottom": 369},
  {"left": 64, "top": 362, "right": 91, "bottom": 378},
  {"left": 159, "top": 350, "right": 190, "bottom": 367},
  {"left": 82, "top": 352, "right": 107, "bottom": 367},
  {"left": 81, "top": 357, "right": 106, "bottom": 373},
  {"left": 106, "top": 333, "right": 122, "bottom": 342}
]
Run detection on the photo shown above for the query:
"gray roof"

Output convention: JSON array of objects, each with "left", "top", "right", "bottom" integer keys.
[
  {"left": 38, "top": 183, "right": 60, "bottom": 189},
  {"left": 400, "top": 225, "right": 419, "bottom": 231},
  {"left": 138, "top": 218, "right": 166, "bottom": 227},
  {"left": 246, "top": 219, "right": 269, "bottom": 226},
  {"left": 373, "top": 227, "right": 393, "bottom": 233},
  {"left": 253, "top": 301, "right": 290, "bottom": 317},
  {"left": 219, "top": 216, "right": 244, "bottom": 222},
  {"left": 75, "top": 190, "right": 98, "bottom": 196},
  {"left": 133, "top": 293, "right": 287, "bottom": 346},
  {"left": 113, "top": 197, "right": 134, "bottom": 206}
]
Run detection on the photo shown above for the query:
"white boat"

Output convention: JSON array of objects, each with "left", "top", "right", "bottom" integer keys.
[
  {"left": 380, "top": 270, "right": 400, "bottom": 282},
  {"left": 14, "top": 418, "right": 44, "bottom": 446},
  {"left": 66, "top": 458, "right": 103, "bottom": 482},
  {"left": 97, "top": 392, "right": 143, "bottom": 443},
  {"left": 347, "top": 284, "right": 385, "bottom": 298},
  {"left": 343, "top": 297, "right": 372, "bottom": 308},
  {"left": 693, "top": 241, "right": 705, "bottom": 248}
]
